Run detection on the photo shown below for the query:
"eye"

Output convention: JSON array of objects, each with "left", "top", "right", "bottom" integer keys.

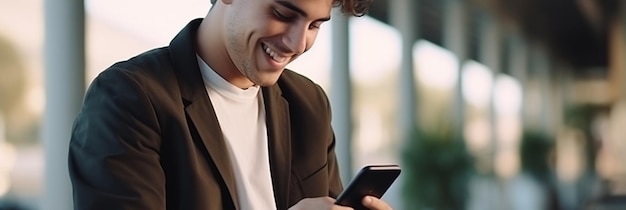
[
  {"left": 273, "top": 8, "right": 295, "bottom": 21},
  {"left": 309, "top": 22, "right": 323, "bottom": 30}
]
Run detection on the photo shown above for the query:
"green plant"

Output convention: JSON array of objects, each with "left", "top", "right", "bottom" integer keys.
[
  {"left": 519, "top": 131, "right": 553, "bottom": 184},
  {"left": 402, "top": 128, "right": 473, "bottom": 210}
]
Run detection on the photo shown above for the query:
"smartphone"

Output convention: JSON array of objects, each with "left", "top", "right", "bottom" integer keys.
[{"left": 335, "top": 164, "right": 401, "bottom": 209}]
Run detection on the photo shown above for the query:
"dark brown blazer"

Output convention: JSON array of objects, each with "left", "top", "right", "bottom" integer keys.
[{"left": 68, "top": 18, "right": 343, "bottom": 210}]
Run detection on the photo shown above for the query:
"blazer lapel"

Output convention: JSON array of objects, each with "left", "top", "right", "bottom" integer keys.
[
  {"left": 169, "top": 19, "right": 240, "bottom": 209},
  {"left": 262, "top": 85, "right": 292, "bottom": 210},
  {"left": 184, "top": 97, "right": 240, "bottom": 209}
]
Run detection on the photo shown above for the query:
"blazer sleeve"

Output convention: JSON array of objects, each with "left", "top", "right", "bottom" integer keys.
[
  {"left": 318, "top": 84, "right": 344, "bottom": 198},
  {"left": 327, "top": 131, "right": 344, "bottom": 198},
  {"left": 68, "top": 68, "right": 165, "bottom": 210}
]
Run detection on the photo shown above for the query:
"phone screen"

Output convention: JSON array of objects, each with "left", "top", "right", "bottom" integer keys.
[{"left": 335, "top": 165, "right": 401, "bottom": 209}]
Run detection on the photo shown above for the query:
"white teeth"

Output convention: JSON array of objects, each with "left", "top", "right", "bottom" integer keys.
[
  {"left": 263, "top": 44, "right": 287, "bottom": 63},
  {"left": 265, "top": 46, "right": 271, "bottom": 54}
]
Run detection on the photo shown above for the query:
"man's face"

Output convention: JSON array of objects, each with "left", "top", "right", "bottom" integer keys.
[{"left": 222, "top": 0, "right": 332, "bottom": 86}]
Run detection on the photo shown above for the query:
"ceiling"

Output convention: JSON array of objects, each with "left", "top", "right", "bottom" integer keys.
[{"left": 365, "top": 0, "right": 621, "bottom": 78}]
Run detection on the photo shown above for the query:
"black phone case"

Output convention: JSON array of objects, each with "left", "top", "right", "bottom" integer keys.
[{"left": 335, "top": 165, "right": 401, "bottom": 210}]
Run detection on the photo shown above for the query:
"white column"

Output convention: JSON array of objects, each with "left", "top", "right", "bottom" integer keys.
[
  {"left": 330, "top": 9, "right": 353, "bottom": 184},
  {"left": 478, "top": 15, "right": 502, "bottom": 73},
  {"left": 508, "top": 34, "right": 529, "bottom": 129},
  {"left": 529, "top": 44, "right": 552, "bottom": 136},
  {"left": 391, "top": 0, "right": 418, "bottom": 144},
  {"left": 477, "top": 14, "right": 502, "bottom": 176},
  {"left": 550, "top": 62, "right": 567, "bottom": 137},
  {"left": 443, "top": 0, "right": 468, "bottom": 141},
  {"left": 390, "top": 0, "right": 417, "bottom": 209},
  {"left": 477, "top": 13, "right": 504, "bottom": 210},
  {"left": 42, "top": 0, "right": 85, "bottom": 209}
]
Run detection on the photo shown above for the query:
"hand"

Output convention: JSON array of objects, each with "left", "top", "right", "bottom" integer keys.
[
  {"left": 362, "top": 196, "right": 393, "bottom": 210},
  {"left": 288, "top": 197, "right": 353, "bottom": 210}
]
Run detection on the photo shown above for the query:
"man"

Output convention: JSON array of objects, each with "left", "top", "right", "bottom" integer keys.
[{"left": 69, "top": 0, "right": 393, "bottom": 209}]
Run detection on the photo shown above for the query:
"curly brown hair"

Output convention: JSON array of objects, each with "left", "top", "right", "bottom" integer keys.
[
  {"left": 209, "top": 0, "right": 372, "bottom": 17},
  {"left": 332, "top": 0, "right": 372, "bottom": 17}
]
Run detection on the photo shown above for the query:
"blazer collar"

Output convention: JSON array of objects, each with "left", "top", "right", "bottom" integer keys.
[
  {"left": 169, "top": 18, "right": 240, "bottom": 209},
  {"left": 169, "top": 18, "right": 293, "bottom": 209}
]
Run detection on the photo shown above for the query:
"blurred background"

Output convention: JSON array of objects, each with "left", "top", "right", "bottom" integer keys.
[{"left": 1, "top": 0, "right": 625, "bottom": 209}]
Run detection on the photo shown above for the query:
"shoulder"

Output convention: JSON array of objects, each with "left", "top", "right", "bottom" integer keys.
[
  {"left": 100, "top": 47, "right": 172, "bottom": 80},
  {"left": 85, "top": 47, "right": 183, "bottom": 115},
  {"left": 91, "top": 47, "right": 177, "bottom": 95}
]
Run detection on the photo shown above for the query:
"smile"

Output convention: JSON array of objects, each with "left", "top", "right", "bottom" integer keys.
[{"left": 262, "top": 43, "right": 289, "bottom": 63}]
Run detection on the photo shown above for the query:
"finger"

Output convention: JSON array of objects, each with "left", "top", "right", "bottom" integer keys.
[
  {"left": 324, "top": 196, "right": 337, "bottom": 203},
  {"left": 362, "top": 196, "right": 392, "bottom": 210}
]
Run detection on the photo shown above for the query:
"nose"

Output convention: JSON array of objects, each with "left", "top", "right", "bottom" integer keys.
[{"left": 283, "top": 25, "right": 308, "bottom": 54}]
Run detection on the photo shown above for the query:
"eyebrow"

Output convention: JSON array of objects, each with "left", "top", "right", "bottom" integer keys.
[{"left": 275, "top": 1, "right": 331, "bottom": 22}]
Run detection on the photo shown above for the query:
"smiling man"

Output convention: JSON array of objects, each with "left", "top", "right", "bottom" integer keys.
[{"left": 68, "top": 0, "right": 392, "bottom": 209}]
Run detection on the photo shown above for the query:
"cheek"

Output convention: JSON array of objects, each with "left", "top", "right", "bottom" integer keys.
[
  {"left": 304, "top": 32, "right": 319, "bottom": 52},
  {"left": 263, "top": 21, "right": 288, "bottom": 36}
]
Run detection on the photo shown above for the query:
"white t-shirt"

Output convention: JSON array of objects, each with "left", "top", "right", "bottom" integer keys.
[{"left": 197, "top": 55, "right": 277, "bottom": 210}]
